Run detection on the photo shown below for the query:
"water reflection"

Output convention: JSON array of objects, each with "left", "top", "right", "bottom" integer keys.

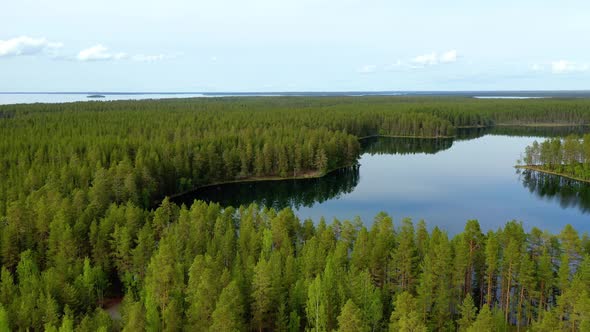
[
  {"left": 173, "top": 126, "right": 590, "bottom": 233},
  {"left": 456, "top": 125, "right": 590, "bottom": 140},
  {"left": 519, "top": 169, "right": 590, "bottom": 213},
  {"left": 492, "top": 125, "right": 590, "bottom": 137},
  {"left": 173, "top": 166, "right": 360, "bottom": 210},
  {"left": 361, "top": 136, "right": 453, "bottom": 155}
]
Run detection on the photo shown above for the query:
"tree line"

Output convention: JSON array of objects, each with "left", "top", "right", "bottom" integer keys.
[{"left": 520, "top": 134, "right": 590, "bottom": 181}]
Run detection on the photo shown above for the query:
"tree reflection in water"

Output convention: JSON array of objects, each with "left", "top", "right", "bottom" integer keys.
[
  {"left": 519, "top": 168, "right": 590, "bottom": 213},
  {"left": 173, "top": 166, "right": 360, "bottom": 210}
]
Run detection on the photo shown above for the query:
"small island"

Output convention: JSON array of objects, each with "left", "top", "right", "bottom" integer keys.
[{"left": 87, "top": 94, "right": 106, "bottom": 99}]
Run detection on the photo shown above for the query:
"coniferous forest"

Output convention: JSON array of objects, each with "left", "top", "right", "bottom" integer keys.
[
  {"left": 2, "top": 96, "right": 590, "bottom": 331},
  {"left": 519, "top": 135, "right": 590, "bottom": 182}
]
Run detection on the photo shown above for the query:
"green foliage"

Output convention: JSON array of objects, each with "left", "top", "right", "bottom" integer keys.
[
  {"left": 337, "top": 299, "right": 368, "bottom": 332},
  {"left": 520, "top": 134, "right": 590, "bottom": 181},
  {"left": 2, "top": 97, "right": 590, "bottom": 330},
  {"left": 457, "top": 294, "right": 477, "bottom": 331},
  {"left": 389, "top": 291, "right": 427, "bottom": 332},
  {"left": 0, "top": 304, "right": 9, "bottom": 332},
  {"left": 466, "top": 305, "right": 494, "bottom": 332}
]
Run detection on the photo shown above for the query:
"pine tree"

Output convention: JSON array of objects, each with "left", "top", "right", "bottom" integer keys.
[
  {"left": 306, "top": 275, "right": 327, "bottom": 332},
  {"left": 348, "top": 270, "right": 382, "bottom": 332},
  {"left": 0, "top": 304, "right": 9, "bottom": 332},
  {"left": 121, "top": 299, "right": 146, "bottom": 332},
  {"left": 389, "top": 292, "right": 427, "bottom": 332},
  {"left": 458, "top": 294, "right": 477, "bottom": 331},
  {"left": 337, "top": 299, "right": 368, "bottom": 332},
  {"left": 253, "top": 257, "right": 273, "bottom": 331},
  {"left": 211, "top": 281, "right": 244, "bottom": 332},
  {"left": 392, "top": 218, "right": 417, "bottom": 292},
  {"left": 186, "top": 255, "right": 218, "bottom": 331},
  {"left": 484, "top": 231, "right": 499, "bottom": 307},
  {"left": 466, "top": 305, "right": 494, "bottom": 332}
]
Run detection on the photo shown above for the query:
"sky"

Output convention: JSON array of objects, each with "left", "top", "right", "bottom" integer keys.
[{"left": 1, "top": 0, "right": 590, "bottom": 92}]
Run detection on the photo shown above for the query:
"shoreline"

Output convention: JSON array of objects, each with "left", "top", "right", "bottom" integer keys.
[
  {"left": 498, "top": 123, "right": 587, "bottom": 127},
  {"left": 168, "top": 133, "right": 459, "bottom": 202},
  {"left": 167, "top": 125, "right": 589, "bottom": 203},
  {"left": 167, "top": 162, "right": 359, "bottom": 200},
  {"left": 357, "top": 134, "right": 455, "bottom": 140},
  {"left": 515, "top": 165, "right": 590, "bottom": 184}
]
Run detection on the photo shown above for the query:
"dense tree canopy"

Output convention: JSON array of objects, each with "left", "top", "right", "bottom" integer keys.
[
  {"left": 2, "top": 96, "right": 590, "bottom": 330},
  {"left": 519, "top": 134, "right": 590, "bottom": 181},
  {"left": 3, "top": 199, "right": 590, "bottom": 331}
]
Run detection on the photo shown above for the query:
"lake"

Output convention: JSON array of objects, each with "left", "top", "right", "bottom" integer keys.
[
  {"left": 174, "top": 127, "right": 590, "bottom": 234},
  {"left": 0, "top": 93, "right": 209, "bottom": 105},
  {"left": 4, "top": 90, "right": 590, "bottom": 105}
]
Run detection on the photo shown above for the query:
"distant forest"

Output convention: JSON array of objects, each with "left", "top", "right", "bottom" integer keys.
[{"left": 2, "top": 96, "right": 590, "bottom": 331}]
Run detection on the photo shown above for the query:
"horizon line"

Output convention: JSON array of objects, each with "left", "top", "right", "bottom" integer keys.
[{"left": 1, "top": 90, "right": 590, "bottom": 95}]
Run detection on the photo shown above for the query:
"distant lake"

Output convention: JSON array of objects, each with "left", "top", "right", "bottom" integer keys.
[
  {"left": 175, "top": 127, "right": 590, "bottom": 234},
  {"left": 0, "top": 93, "right": 208, "bottom": 105},
  {"left": 3, "top": 90, "right": 590, "bottom": 105},
  {"left": 473, "top": 96, "right": 547, "bottom": 99}
]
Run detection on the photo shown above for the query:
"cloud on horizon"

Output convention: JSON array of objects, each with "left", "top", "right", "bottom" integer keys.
[
  {"left": 75, "top": 45, "right": 176, "bottom": 62},
  {"left": 0, "top": 36, "right": 63, "bottom": 57},
  {"left": 0, "top": 37, "right": 175, "bottom": 63},
  {"left": 77, "top": 44, "right": 127, "bottom": 61},
  {"left": 531, "top": 60, "right": 589, "bottom": 74},
  {"left": 551, "top": 60, "right": 589, "bottom": 74},
  {"left": 358, "top": 50, "right": 458, "bottom": 74}
]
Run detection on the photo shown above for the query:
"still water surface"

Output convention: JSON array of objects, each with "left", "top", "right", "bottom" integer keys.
[
  {"left": 0, "top": 93, "right": 208, "bottom": 105},
  {"left": 176, "top": 129, "right": 590, "bottom": 234}
]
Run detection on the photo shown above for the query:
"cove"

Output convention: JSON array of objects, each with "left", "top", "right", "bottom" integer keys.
[{"left": 174, "top": 127, "right": 590, "bottom": 235}]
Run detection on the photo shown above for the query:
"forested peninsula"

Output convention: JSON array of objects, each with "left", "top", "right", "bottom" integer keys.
[
  {"left": 2, "top": 96, "right": 590, "bottom": 331},
  {"left": 518, "top": 135, "right": 590, "bottom": 184}
]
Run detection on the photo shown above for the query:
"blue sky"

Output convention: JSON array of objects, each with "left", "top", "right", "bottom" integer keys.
[{"left": 1, "top": 0, "right": 589, "bottom": 92}]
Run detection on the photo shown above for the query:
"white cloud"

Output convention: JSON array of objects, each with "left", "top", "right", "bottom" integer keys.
[
  {"left": 0, "top": 36, "right": 62, "bottom": 57},
  {"left": 77, "top": 45, "right": 127, "bottom": 61},
  {"left": 551, "top": 60, "right": 589, "bottom": 74},
  {"left": 440, "top": 50, "right": 458, "bottom": 63},
  {"left": 357, "top": 50, "right": 458, "bottom": 73},
  {"left": 76, "top": 45, "right": 175, "bottom": 62},
  {"left": 412, "top": 52, "right": 438, "bottom": 66},
  {"left": 531, "top": 60, "right": 590, "bottom": 74},
  {"left": 411, "top": 50, "right": 458, "bottom": 67},
  {"left": 357, "top": 64, "right": 377, "bottom": 74}
]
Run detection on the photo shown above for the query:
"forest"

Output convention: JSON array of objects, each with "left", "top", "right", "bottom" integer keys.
[
  {"left": 2, "top": 96, "right": 590, "bottom": 331},
  {"left": 519, "top": 134, "right": 590, "bottom": 182},
  {"left": 2, "top": 201, "right": 590, "bottom": 331}
]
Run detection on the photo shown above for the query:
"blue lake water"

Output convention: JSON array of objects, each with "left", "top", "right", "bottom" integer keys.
[
  {"left": 4, "top": 90, "right": 590, "bottom": 105},
  {"left": 175, "top": 130, "right": 590, "bottom": 234},
  {"left": 0, "top": 93, "right": 208, "bottom": 105}
]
